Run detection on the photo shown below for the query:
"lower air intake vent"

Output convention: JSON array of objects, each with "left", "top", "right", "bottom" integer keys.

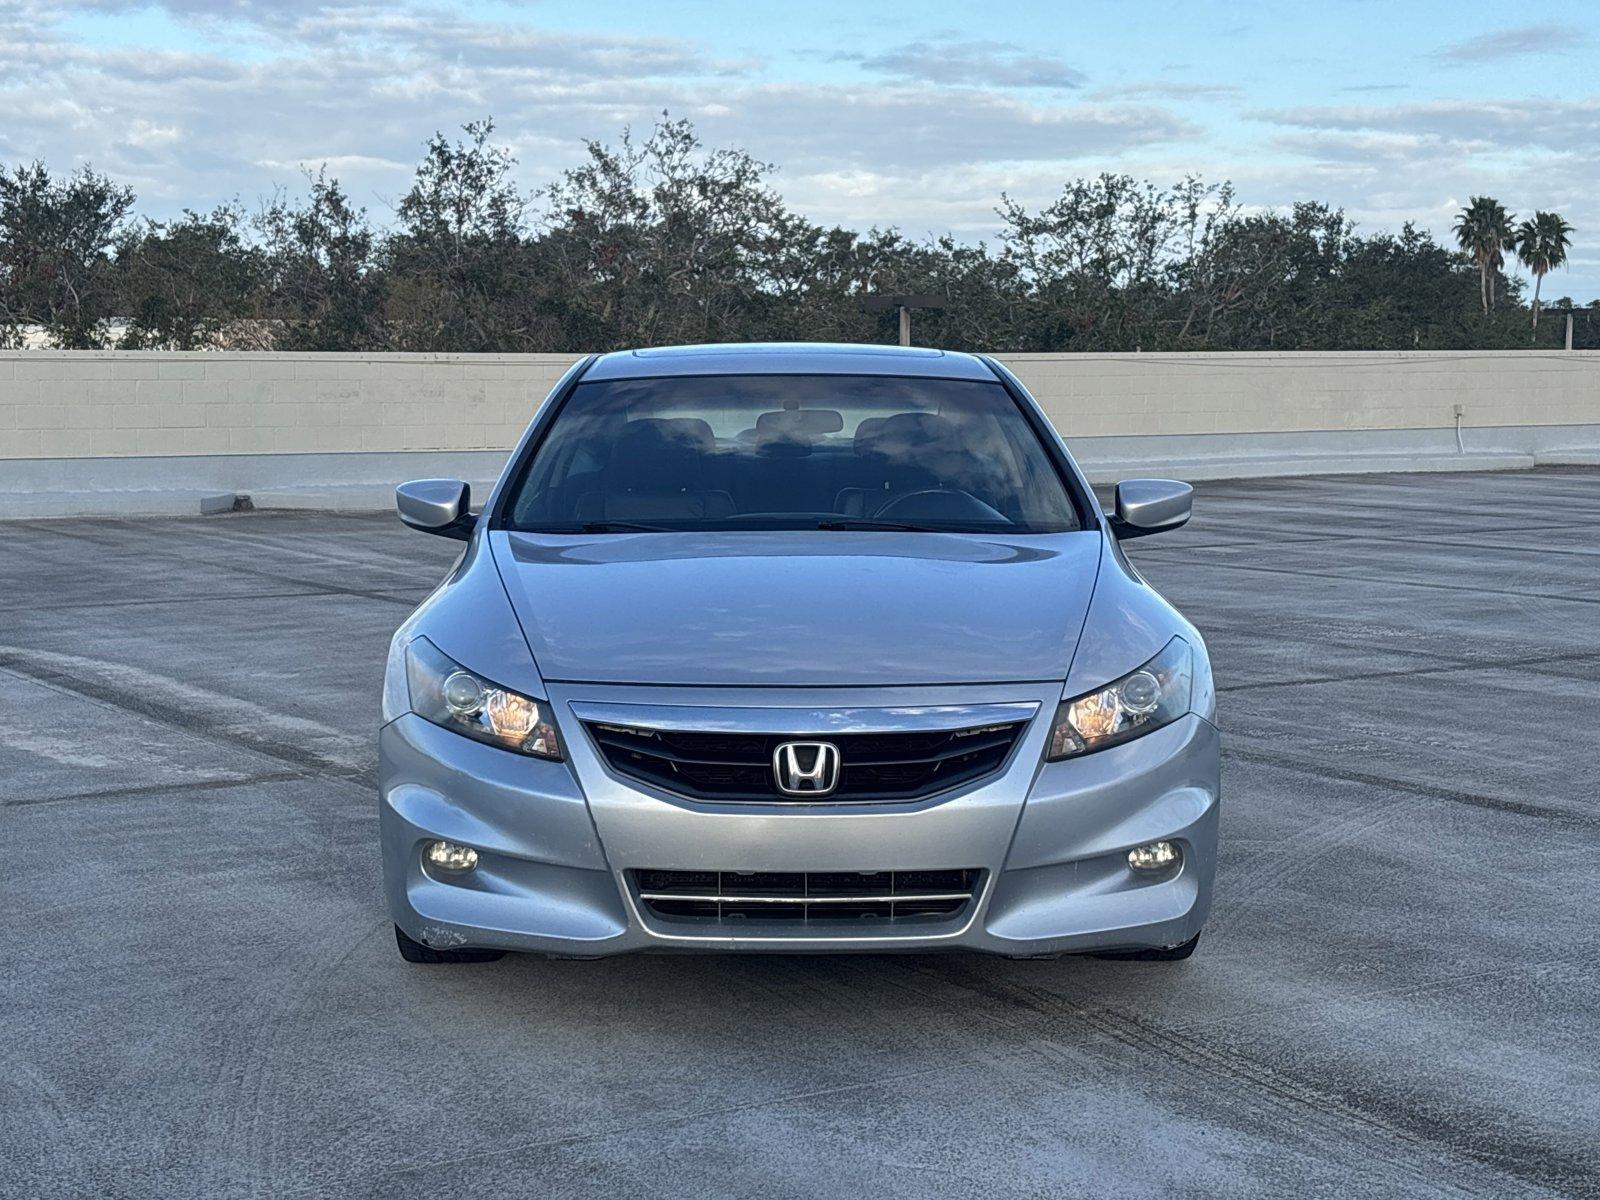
[{"left": 634, "top": 868, "right": 980, "bottom": 924}]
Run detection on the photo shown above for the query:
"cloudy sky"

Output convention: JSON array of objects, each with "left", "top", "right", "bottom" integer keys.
[{"left": 2, "top": 0, "right": 1596, "bottom": 298}]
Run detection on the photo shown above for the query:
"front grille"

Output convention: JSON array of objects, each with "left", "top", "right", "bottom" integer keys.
[
  {"left": 635, "top": 868, "right": 980, "bottom": 924},
  {"left": 587, "top": 721, "right": 1024, "bottom": 804}
]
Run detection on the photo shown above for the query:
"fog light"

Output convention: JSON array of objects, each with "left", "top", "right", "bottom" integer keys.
[
  {"left": 425, "top": 840, "right": 479, "bottom": 873},
  {"left": 1128, "top": 840, "right": 1180, "bottom": 872}
]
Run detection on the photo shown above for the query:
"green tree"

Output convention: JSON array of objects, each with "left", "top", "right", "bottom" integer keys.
[
  {"left": 0, "top": 121, "right": 1587, "bottom": 354},
  {"left": 537, "top": 115, "right": 805, "bottom": 348},
  {"left": 0, "top": 162, "right": 134, "bottom": 347},
  {"left": 113, "top": 206, "right": 263, "bottom": 349},
  {"left": 1335, "top": 224, "right": 1486, "bottom": 349},
  {"left": 387, "top": 120, "right": 551, "bottom": 351},
  {"left": 1512, "top": 210, "right": 1574, "bottom": 332},
  {"left": 1186, "top": 203, "right": 1363, "bottom": 350},
  {"left": 1453, "top": 196, "right": 1515, "bottom": 316},
  {"left": 998, "top": 174, "right": 1185, "bottom": 350},
  {"left": 256, "top": 171, "right": 385, "bottom": 350}
]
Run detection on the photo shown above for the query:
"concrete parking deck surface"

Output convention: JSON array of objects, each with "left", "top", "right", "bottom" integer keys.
[{"left": 2, "top": 469, "right": 1597, "bottom": 1199}]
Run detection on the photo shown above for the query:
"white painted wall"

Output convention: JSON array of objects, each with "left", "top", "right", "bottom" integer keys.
[{"left": 1, "top": 349, "right": 1597, "bottom": 516}]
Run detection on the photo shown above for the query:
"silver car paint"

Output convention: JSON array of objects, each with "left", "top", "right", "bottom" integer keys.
[
  {"left": 582, "top": 341, "right": 996, "bottom": 382},
  {"left": 494, "top": 530, "right": 1102, "bottom": 687},
  {"left": 379, "top": 343, "right": 1220, "bottom": 956},
  {"left": 394, "top": 478, "right": 471, "bottom": 533},
  {"left": 1112, "top": 478, "right": 1194, "bottom": 535}
]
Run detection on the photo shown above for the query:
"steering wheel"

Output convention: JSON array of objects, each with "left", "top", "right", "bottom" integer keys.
[{"left": 875, "top": 489, "right": 1007, "bottom": 523}]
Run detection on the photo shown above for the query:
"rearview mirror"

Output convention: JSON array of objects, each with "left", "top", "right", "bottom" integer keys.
[
  {"left": 396, "top": 479, "right": 474, "bottom": 540},
  {"left": 1108, "top": 479, "right": 1192, "bottom": 539}
]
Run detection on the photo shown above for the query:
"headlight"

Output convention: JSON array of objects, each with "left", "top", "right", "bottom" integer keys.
[
  {"left": 1046, "top": 637, "right": 1192, "bottom": 760},
  {"left": 405, "top": 636, "right": 562, "bottom": 759}
]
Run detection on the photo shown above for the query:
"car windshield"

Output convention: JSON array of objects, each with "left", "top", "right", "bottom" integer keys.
[{"left": 503, "top": 374, "right": 1083, "bottom": 534}]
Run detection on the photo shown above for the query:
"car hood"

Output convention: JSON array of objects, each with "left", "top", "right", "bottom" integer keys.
[{"left": 492, "top": 530, "right": 1102, "bottom": 687}]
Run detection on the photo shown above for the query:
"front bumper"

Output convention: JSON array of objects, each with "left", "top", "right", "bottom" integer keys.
[{"left": 379, "top": 683, "right": 1220, "bottom": 957}]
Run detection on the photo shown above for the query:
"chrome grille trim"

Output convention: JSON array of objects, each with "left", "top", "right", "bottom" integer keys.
[{"left": 638, "top": 892, "right": 974, "bottom": 905}]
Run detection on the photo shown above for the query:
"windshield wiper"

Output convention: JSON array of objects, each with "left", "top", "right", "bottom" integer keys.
[
  {"left": 538, "top": 519, "right": 970, "bottom": 534},
  {"left": 538, "top": 521, "right": 678, "bottom": 534},
  {"left": 814, "top": 518, "right": 952, "bottom": 532}
]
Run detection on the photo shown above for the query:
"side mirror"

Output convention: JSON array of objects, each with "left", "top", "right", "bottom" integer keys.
[
  {"left": 1108, "top": 479, "right": 1192, "bottom": 539},
  {"left": 396, "top": 479, "right": 474, "bottom": 540}
]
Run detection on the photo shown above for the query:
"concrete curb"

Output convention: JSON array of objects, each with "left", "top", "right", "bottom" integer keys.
[{"left": 1076, "top": 449, "right": 1536, "bottom": 485}]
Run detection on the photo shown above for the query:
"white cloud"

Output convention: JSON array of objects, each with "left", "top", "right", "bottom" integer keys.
[
  {"left": 0, "top": 11, "right": 1193, "bottom": 217},
  {"left": 691, "top": 87, "right": 1193, "bottom": 170},
  {"left": 123, "top": 120, "right": 182, "bottom": 149},
  {"left": 253, "top": 154, "right": 412, "bottom": 174},
  {"left": 844, "top": 36, "right": 1086, "bottom": 89},
  {"left": 1089, "top": 81, "right": 1241, "bottom": 102},
  {"left": 1431, "top": 23, "right": 1585, "bottom": 63},
  {"left": 1224, "top": 98, "right": 1598, "bottom": 296},
  {"left": 1260, "top": 98, "right": 1600, "bottom": 150},
  {"left": 1, "top": 1, "right": 1595, "bottom": 298}
]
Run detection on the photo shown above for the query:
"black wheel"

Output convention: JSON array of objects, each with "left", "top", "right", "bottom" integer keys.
[
  {"left": 394, "top": 924, "right": 505, "bottom": 964},
  {"left": 1091, "top": 932, "right": 1201, "bottom": 962}
]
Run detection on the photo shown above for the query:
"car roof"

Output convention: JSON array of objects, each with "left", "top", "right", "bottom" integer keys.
[{"left": 582, "top": 342, "right": 998, "bottom": 382}]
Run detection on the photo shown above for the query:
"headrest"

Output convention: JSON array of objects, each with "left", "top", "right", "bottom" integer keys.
[
  {"left": 610, "top": 417, "right": 714, "bottom": 453},
  {"left": 852, "top": 416, "right": 888, "bottom": 456},
  {"left": 873, "top": 412, "right": 981, "bottom": 486},
  {"left": 608, "top": 418, "right": 711, "bottom": 491},
  {"left": 876, "top": 411, "right": 962, "bottom": 452},
  {"left": 657, "top": 417, "right": 715, "bottom": 451}
]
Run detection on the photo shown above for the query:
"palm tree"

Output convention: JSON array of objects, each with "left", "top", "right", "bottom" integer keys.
[
  {"left": 1513, "top": 210, "right": 1574, "bottom": 332},
  {"left": 1454, "top": 196, "right": 1515, "bottom": 316}
]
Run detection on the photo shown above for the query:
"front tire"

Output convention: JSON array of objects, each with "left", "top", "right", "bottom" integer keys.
[
  {"left": 1091, "top": 932, "right": 1201, "bottom": 962},
  {"left": 394, "top": 924, "right": 505, "bottom": 964}
]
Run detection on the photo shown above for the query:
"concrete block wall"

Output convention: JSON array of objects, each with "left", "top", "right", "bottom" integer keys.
[
  {"left": 1000, "top": 351, "right": 1600, "bottom": 438},
  {"left": 1, "top": 349, "right": 1597, "bottom": 516},
  {"left": 0, "top": 352, "right": 579, "bottom": 460}
]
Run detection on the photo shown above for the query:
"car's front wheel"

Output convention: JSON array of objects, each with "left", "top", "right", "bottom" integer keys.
[{"left": 394, "top": 924, "right": 506, "bottom": 964}]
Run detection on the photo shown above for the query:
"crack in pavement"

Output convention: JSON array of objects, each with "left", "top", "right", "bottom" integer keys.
[
  {"left": 896, "top": 961, "right": 1591, "bottom": 1198},
  {"left": 298, "top": 1061, "right": 968, "bottom": 1197},
  {"left": 1159, "top": 557, "right": 1600, "bottom": 607},
  {"left": 1222, "top": 744, "right": 1596, "bottom": 828},
  {"left": 2, "top": 770, "right": 307, "bottom": 809},
  {"left": 15, "top": 521, "right": 425, "bottom": 609},
  {"left": 1128, "top": 516, "right": 1600, "bottom": 558},
  {"left": 0, "top": 651, "right": 376, "bottom": 793},
  {"left": 1216, "top": 649, "right": 1600, "bottom": 694},
  {"left": 1155, "top": 959, "right": 1598, "bottom": 1042},
  {"left": 0, "top": 589, "right": 342, "bottom": 614}
]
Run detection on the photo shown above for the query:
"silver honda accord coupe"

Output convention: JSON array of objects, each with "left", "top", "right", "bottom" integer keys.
[{"left": 380, "top": 343, "right": 1218, "bottom": 963}]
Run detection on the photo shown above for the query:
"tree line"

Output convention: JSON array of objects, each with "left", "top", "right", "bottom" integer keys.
[{"left": 0, "top": 117, "right": 1591, "bottom": 354}]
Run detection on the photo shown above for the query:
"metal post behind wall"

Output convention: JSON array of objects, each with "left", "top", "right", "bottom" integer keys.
[
  {"left": 1568, "top": 312, "right": 1575, "bottom": 352},
  {"left": 861, "top": 293, "right": 946, "bottom": 347},
  {"left": 898, "top": 306, "right": 911, "bottom": 347}
]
